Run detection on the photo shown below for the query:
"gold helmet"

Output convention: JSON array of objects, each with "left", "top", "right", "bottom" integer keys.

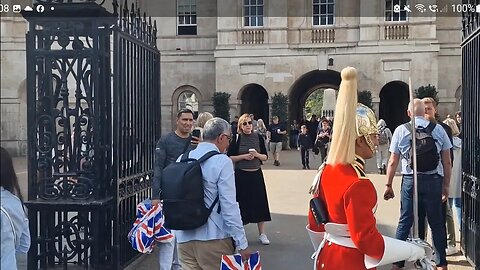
[{"left": 356, "top": 103, "right": 378, "bottom": 152}]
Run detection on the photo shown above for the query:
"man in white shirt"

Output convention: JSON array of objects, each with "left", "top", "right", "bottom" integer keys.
[{"left": 174, "top": 117, "right": 251, "bottom": 269}]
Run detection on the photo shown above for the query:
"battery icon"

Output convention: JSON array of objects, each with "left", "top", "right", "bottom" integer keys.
[{"left": 477, "top": 4, "right": 480, "bottom": 13}]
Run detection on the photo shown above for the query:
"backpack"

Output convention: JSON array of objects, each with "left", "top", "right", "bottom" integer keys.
[
  {"left": 404, "top": 122, "right": 439, "bottom": 172},
  {"left": 160, "top": 150, "right": 221, "bottom": 230},
  {"left": 378, "top": 128, "right": 389, "bottom": 145}
]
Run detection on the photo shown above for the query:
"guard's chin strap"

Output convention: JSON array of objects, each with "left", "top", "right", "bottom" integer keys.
[{"left": 364, "top": 135, "right": 376, "bottom": 153}]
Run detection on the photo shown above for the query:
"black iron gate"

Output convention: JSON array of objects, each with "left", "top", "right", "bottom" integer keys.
[
  {"left": 23, "top": 1, "right": 160, "bottom": 269},
  {"left": 461, "top": 0, "right": 480, "bottom": 268}
]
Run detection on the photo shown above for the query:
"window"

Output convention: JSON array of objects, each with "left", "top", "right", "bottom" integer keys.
[
  {"left": 385, "top": 0, "right": 408, "bottom": 22},
  {"left": 313, "top": 0, "right": 334, "bottom": 26},
  {"left": 178, "top": 91, "right": 199, "bottom": 118},
  {"left": 178, "top": 0, "right": 197, "bottom": 35},
  {"left": 244, "top": 0, "right": 264, "bottom": 27}
]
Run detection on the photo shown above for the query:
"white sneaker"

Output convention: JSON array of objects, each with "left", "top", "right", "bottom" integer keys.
[
  {"left": 446, "top": 245, "right": 458, "bottom": 256},
  {"left": 259, "top": 233, "right": 270, "bottom": 245}
]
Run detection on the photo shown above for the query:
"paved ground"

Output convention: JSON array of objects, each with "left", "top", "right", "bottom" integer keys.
[{"left": 12, "top": 150, "right": 473, "bottom": 269}]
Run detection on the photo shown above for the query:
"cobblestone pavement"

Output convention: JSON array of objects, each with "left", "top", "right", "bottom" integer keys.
[{"left": 12, "top": 150, "right": 473, "bottom": 269}]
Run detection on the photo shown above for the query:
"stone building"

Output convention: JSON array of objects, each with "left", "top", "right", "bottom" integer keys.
[
  {"left": 0, "top": 0, "right": 462, "bottom": 155},
  {"left": 150, "top": 0, "right": 462, "bottom": 133}
]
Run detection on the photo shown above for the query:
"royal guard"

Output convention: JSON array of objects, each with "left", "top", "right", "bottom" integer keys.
[{"left": 306, "top": 67, "right": 425, "bottom": 270}]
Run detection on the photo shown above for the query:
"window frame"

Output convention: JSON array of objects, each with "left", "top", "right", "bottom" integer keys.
[
  {"left": 177, "top": 0, "right": 197, "bottom": 35},
  {"left": 243, "top": 0, "right": 264, "bottom": 28},
  {"left": 312, "top": 0, "right": 335, "bottom": 27},
  {"left": 384, "top": 0, "right": 408, "bottom": 23}
]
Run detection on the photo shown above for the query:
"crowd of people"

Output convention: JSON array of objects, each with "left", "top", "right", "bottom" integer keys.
[{"left": 0, "top": 74, "right": 465, "bottom": 270}]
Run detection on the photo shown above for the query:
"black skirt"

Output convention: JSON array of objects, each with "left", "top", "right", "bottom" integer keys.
[{"left": 234, "top": 169, "right": 272, "bottom": 225}]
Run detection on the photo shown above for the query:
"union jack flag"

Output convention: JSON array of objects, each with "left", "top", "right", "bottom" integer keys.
[
  {"left": 128, "top": 199, "right": 174, "bottom": 253},
  {"left": 220, "top": 251, "right": 262, "bottom": 270}
]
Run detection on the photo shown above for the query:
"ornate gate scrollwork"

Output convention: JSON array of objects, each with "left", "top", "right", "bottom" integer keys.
[{"left": 23, "top": 1, "right": 160, "bottom": 269}]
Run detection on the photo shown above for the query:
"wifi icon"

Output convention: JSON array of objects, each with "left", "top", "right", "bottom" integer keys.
[{"left": 415, "top": 3, "right": 426, "bottom": 12}]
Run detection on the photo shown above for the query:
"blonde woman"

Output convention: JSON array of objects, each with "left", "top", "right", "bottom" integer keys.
[
  {"left": 227, "top": 114, "right": 271, "bottom": 245},
  {"left": 256, "top": 119, "right": 267, "bottom": 141},
  {"left": 192, "top": 112, "right": 213, "bottom": 140}
]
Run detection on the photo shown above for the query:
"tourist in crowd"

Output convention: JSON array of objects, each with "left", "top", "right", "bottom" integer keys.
[
  {"left": 152, "top": 108, "right": 197, "bottom": 270},
  {"left": 175, "top": 118, "right": 252, "bottom": 269},
  {"left": 384, "top": 98, "right": 451, "bottom": 269},
  {"left": 315, "top": 119, "right": 332, "bottom": 163},
  {"left": 376, "top": 119, "right": 392, "bottom": 174},
  {"left": 297, "top": 125, "right": 313, "bottom": 169},
  {"left": 192, "top": 112, "right": 213, "bottom": 140},
  {"left": 267, "top": 116, "right": 287, "bottom": 166},
  {"left": 443, "top": 118, "right": 463, "bottom": 232},
  {"left": 249, "top": 114, "right": 258, "bottom": 131},
  {"left": 289, "top": 120, "right": 299, "bottom": 149},
  {"left": 1, "top": 147, "right": 30, "bottom": 269},
  {"left": 256, "top": 119, "right": 268, "bottom": 142},
  {"left": 231, "top": 115, "right": 239, "bottom": 138},
  {"left": 455, "top": 111, "right": 462, "bottom": 138},
  {"left": 228, "top": 114, "right": 272, "bottom": 245}
]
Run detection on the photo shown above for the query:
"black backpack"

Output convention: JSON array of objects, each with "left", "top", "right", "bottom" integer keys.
[
  {"left": 160, "top": 150, "right": 221, "bottom": 230},
  {"left": 404, "top": 122, "right": 439, "bottom": 172}
]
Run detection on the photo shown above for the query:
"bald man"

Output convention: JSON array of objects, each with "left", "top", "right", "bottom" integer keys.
[{"left": 384, "top": 98, "right": 452, "bottom": 270}]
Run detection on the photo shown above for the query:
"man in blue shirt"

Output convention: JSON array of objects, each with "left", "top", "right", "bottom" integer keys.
[
  {"left": 174, "top": 117, "right": 251, "bottom": 269},
  {"left": 384, "top": 99, "right": 452, "bottom": 270}
]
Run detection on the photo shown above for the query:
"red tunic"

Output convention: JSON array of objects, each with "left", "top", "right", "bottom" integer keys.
[{"left": 308, "top": 158, "right": 385, "bottom": 270}]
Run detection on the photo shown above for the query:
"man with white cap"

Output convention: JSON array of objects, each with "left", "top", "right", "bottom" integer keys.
[{"left": 307, "top": 67, "right": 425, "bottom": 270}]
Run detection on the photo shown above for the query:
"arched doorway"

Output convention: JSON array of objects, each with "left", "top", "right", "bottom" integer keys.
[
  {"left": 239, "top": 84, "right": 269, "bottom": 122},
  {"left": 379, "top": 81, "right": 409, "bottom": 131},
  {"left": 288, "top": 70, "right": 341, "bottom": 123}
]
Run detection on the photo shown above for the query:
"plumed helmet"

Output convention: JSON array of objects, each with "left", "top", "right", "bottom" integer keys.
[{"left": 356, "top": 104, "right": 378, "bottom": 138}]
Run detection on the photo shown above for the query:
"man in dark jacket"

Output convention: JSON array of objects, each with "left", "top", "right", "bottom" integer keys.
[{"left": 151, "top": 108, "right": 199, "bottom": 270}]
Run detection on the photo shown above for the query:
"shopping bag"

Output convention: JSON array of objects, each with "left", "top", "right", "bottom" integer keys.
[
  {"left": 220, "top": 251, "right": 262, "bottom": 270},
  {"left": 128, "top": 199, "right": 174, "bottom": 253}
]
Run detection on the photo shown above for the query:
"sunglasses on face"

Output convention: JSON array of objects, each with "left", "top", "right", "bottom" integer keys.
[{"left": 242, "top": 121, "right": 253, "bottom": 126}]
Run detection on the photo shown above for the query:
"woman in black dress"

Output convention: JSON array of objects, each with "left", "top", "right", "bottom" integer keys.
[{"left": 228, "top": 113, "right": 272, "bottom": 245}]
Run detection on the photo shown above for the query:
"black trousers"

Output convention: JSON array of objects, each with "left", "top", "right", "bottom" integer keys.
[{"left": 300, "top": 147, "right": 310, "bottom": 166}]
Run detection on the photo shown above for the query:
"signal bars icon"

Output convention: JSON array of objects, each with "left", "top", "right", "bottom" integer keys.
[{"left": 415, "top": 3, "right": 426, "bottom": 13}]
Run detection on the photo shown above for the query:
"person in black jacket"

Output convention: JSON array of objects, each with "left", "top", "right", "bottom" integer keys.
[{"left": 297, "top": 125, "right": 313, "bottom": 169}]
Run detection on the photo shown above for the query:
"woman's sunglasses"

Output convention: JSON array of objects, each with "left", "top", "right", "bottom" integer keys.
[{"left": 242, "top": 121, "right": 253, "bottom": 126}]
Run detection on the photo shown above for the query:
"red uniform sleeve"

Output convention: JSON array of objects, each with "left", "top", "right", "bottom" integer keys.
[
  {"left": 343, "top": 180, "right": 385, "bottom": 260},
  {"left": 308, "top": 200, "right": 325, "bottom": 232}
]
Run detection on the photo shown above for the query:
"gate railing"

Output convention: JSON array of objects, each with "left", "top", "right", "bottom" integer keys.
[
  {"left": 112, "top": 1, "right": 160, "bottom": 267},
  {"left": 461, "top": 0, "right": 480, "bottom": 267},
  {"left": 23, "top": 1, "right": 160, "bottom": 269}
]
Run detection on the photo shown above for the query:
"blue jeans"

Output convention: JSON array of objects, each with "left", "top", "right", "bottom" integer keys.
[
  {"left": 158, "top": 237, "right": 182, "bottom": 270},
  {"left": 394, "top": 174, "right": 447, "bottom": 267},
  {"left": 449, "top": 197, "right": 462, "bottom": 230}
]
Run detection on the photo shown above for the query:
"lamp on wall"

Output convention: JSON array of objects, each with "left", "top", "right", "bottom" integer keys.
[{"left": 328, "top": 58, "right": 334, "bottom": 67}]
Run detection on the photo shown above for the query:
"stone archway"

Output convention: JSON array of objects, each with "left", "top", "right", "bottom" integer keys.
[
  {"left": 288, "top": 70, "right": 341, "bottom": 123},
  {"left": 172, "top": 85, "right": 202, "bottom": 121},
  {"left": 238, "top": 84, "right": 269, "bottom": 122},
  {"left": 379, "top": 81, "right": 409, "bottom": 131}
]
